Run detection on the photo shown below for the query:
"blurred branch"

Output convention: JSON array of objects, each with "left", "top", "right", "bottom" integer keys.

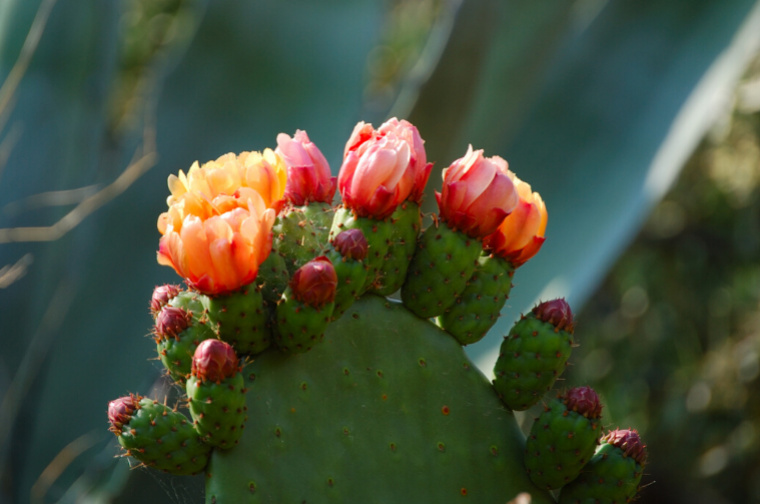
[
  {"left": 30, "top": 430, "right": 100, "bottom": 504},
  {"left": 0, "top": 0, "right": 58, "bottom": 135},
  {"left": 1, "top": 184, "right": 100, "bottom": 218},
  {"left": 0, "top": 253, "right": 32, "bottom": 288},
  {"left": 0, "top": 138, "right": 158, "bottom": 244}
]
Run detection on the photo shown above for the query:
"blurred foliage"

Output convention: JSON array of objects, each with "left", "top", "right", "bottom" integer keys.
[
  {"left": 1, "top": 0, "right": 760, "bottom": 503},
  {"left": 570, "top": 56, "right": 760, "bottom": 504}
]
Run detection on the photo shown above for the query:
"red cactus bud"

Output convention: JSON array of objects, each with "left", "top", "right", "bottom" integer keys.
[
  {"left": 289, "top": 256, "right": 337, "bottom": 307},
  {"left": 603, "top": 428, "right": 647, "bottom": 466},
  {"left": 108, "top": 394, "right": 140, "bottom": 432},
  {"left": 155, "top": 306, "right": 192, "bottom": 340},
  {"left": 333, "top": 229, "right": 368, "bottom": 261},
  {"left": 150, "top": 284, "right": 182, "bottom": 316},
  {"left": 191, "top": 339, "right": 239, "bottom": 383},
  {"left": 563, "top": 386, "right": 602, "bottom": 419},
  {"left": 533, "top": 298, "right": 574, "bottom": 333}
]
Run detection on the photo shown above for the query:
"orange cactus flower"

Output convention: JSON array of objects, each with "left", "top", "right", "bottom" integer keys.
[
  {"left": 435, "top": 145, "right": 518, "bottom": 239},
  {"left": 338, "top": 118, "right": 432, "bottom": 219},
  {"left": 483, "top": 173, "right": 547, "bottom": 267},
  {"left": 156, "top": 150, "right": 285, "bottom": 295},
  {"left": 276, "top": 130, "right": 336, "bottom": 205}
]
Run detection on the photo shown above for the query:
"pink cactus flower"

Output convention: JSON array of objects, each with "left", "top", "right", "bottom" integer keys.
[
  {"left": 276, "top": 130, "right": 336, "bottom": 205},
  {"left": 435, "top": 145, "right": 518, "bottom": 238},
  {"left": 338, "top": 118, "right": 432, "bottom": 219}
]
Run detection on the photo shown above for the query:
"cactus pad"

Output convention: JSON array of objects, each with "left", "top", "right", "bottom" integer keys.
[
  {"left": 437, "top": 253, "right": 514, "bottom": 345},
  {"left": 111, "top": 396, "right": 211, "bottom": 475},
  {"left": 492, "top": 302, "right": 575, "bottom": 411},
  {"left": 205, "top": 296, "right": 555, "bottom": 504},
  {"left": 558, "top": 428, "right": 647, "bottom": 504}
]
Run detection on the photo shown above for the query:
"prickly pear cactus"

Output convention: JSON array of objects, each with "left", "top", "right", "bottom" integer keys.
[{"left": 109, "top": 119, "right": 648, "bottom": 503}]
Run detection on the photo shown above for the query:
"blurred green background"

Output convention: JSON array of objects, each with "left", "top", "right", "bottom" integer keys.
[{"left": 1, "top": 0, "right": 759, "bottom": 502}]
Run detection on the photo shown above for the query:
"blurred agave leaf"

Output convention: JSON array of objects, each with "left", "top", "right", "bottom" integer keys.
[
  {"left": 0, "top": 0, "right": 383, "bottom": 503},
  {"left": 402, "top": 0, "right": 760, "bottom": 371}
]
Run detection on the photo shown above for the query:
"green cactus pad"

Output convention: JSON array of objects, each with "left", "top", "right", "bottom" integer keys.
[
  {"left": 205, "top": 296, "right": 554, "bottom": 504},
  {"left": 323, "top": 247, "right": 367, "bottom": 319},
  {"left": 492, "top": 314, "right": 574, "bottom": 411},
  {"left": 329, "top": 206, "right": 394, "bottom": 291},
  {"left": 401, "top": 222, "right": 483, "bottom": 319},
  {"left": 158, "top": 292, "right": 217, "bottom": 382},
  {"left": 207, "top": 286, "right": 272, "bottom": 356},
  {"left": 255, "top": 251, "right": 291, "bottom": 304},
  {"left": 437, "top": 253, "right": 514, "bottom": 345},
  {"left": 558, "top": 437, "right": 645, "bottom": 504},
  {"left": 370, "top": 201, "right": 422, "bottom": 296},
  {"left": 187, "top": 373, "right": 248, "bottom": 449},
  {"left": 274, "top": 288, "right": 334, "bottom": 353},
  {"left": 524, "top": 399, "right": 602, "bottom": 490},
  {"left": 272, "top": 202, "right": 334, "bottom": 274},
  {"left": 116, "top": 398, "right": 211, "bottom": 475}
]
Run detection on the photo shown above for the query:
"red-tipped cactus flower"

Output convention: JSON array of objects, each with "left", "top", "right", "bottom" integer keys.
[
  {"left": 338, "top": 117, "right": 432, "bottom": 219},
  {"left": 289, "top": 256, "right": 338, "bottom": 307},
  {"left": 563, "top": 386, "right": 602, "bottom": 419},
  {"left": 533, "top": 298, "right": 574, "bottom": 333},
  {"left": 603, "top": 428, "right": 647, "bottom": 466},
  {"left": 155, "top": 305, "right": 192, "bottom": 340},
  {"left": 191, "top": 339, "right": 239, "bottom": 383},
  {"left": 156, "top": 150, "right": 285, "bottom": 295},
  {"left": 149, "top": 284, "right": 182, "bottom": 316},
  {"left": 108, "top": 394, "right": 140, "bottom": 432},
  {"left": 332, "top": 229, "right": 368, "bottom": 261},
  {"left": 276, "top": 130, "right": 336, "bottom": 205},
  {"left": 484, "top": 173, "right": 547, "bottom": 267},
  {"left": 435, "top": 145, "right": 518, "bottom": 238}
]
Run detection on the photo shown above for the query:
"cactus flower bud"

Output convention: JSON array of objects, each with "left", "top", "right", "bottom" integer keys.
[
  {"left": 338, "top": 118, "right": 432, "bottom": 219},
  {"left": 533, "top": 298, "right": 574, "bottom": 333},
  {"left": 108, "top": 394, "right": 140, "bottom": 432},
  {"left": 276, "top": 130, "right": 336, "bottom": 205},
  {"left": 483, "top": 173, "right": 547, "bottom": 267},
  {"left": 603, "top": 428, "right": 647, "bottom": 466},
  {"left": 191, "top": 339, "right": 239, "bottom": 383},
  {"left": 289, "top": 256, "right": 337, "bottom": 307},
  {"left": 332, "top": 229, "right": 368, "bottom": 261},
  {"left": 435, "top": 145, "right": 518, "bottom": 238},
  {"left": 150, "top": 284, "right": 182, "bottom": 316},
  {"left": 563, "top": 386, "right": 602, "bottom": 419},
  {"left": 155, "top": 305, "right": 192, "bottom": 340}
]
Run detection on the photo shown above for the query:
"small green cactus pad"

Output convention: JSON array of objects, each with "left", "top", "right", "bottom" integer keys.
[
  {"left": 558, "top": 429, "right": 646, "bottom": 504},
  {"left": 116, "top": 398, "right": 211, "bottom": 475},
  {"left": 437, "top": 253, "right": 514, "bottom": 345},
  {"left": 205, "top": 296, "right": 554, "bottom": 504},
  {"left": 329, "top": 206, "right": 394, "bottom": 290},
  {"left": 272, "top": 202, "right": 334, "bottom": 274},
  {"left": 187, "top": 373, "right": 248, "bottom": 449},
  {"left": 255, "top": 251, "right": 290, "bottom": 304},
  {"left": 157, "top": 292, "right": 217, "bottom": 382},
  {"left": 207, "top": 286, "right": 271, "bottom": 356},
  {"left": 401, "top": 222, "right": 483, "bottom": 319},
  {"left": 274, "top": 288, "right": 334, "bottom": 353},
  {"left": 492, "top": 313, "right": 574, "bottom": 411},
  {"left": 370, "top": 201, "right": 422, "bottom": 296},
  {"left": 524, "top": 398, "right": 602, "bottom": 489},
  {"left": 323, "top": 246, "right": 367, "bottom": 319}
]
